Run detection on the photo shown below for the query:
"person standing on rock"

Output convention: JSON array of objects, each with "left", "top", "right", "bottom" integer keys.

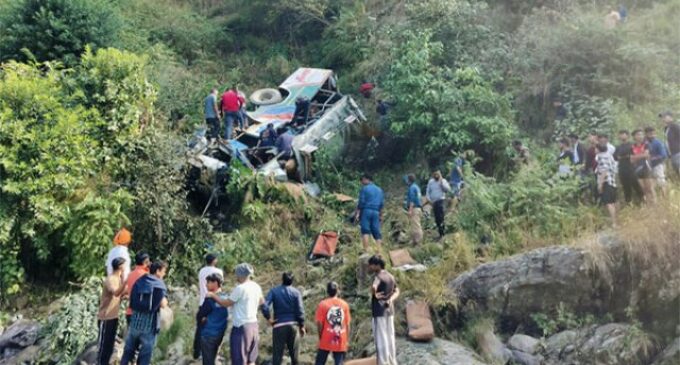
[
  {"left": 97, "top": 257, "right": 127, "bottom": 365},
  {"left": 197, "top": 273, "right": 229, "bottom": 365},
  {"left": 368, "top": 255, "right": 400, "bottom": 365},
  {"left": 314, "top": 281, "right": 351, "bottom": 365},
  {"left": 121, "top": 261, "right": 169, "bottom": 365},
  {"left": 106, "top": 228, "right": 132, "bottom": 281},
  {"left": 426, "top": 171, "right": 450, "bottom": 239},
  {"left": 208, "top": 263, "right": 264, "bottom": 365},
  {"left": 194, "top": 253, "right": 224, "bottom": 360},
  {"left": 355, "top": 174, "right": 385, "bottom": 251},
  {"left": 261, "top": 272, "right": 306, "bottom": 365},
  {"left": 404, "top": 174, "right": 423, "bottom": 245}
]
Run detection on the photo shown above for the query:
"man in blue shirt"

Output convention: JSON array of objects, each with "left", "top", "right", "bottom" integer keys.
[
  {"left": 449, "top": 156, "right": 465, "bottom": 200},
  {"left": 275, "top": 132, "right": 294, "bottom": 161},
  {"left": 197, "top": 273, "right": 229, "bottom": 365},
  {"left": 261, "top": 272, "right": 306, "bottom": 365},
  {"left": 355, "top": 174, "right": 385, "bottom": 250},
  {"left": 404, "top": 174, "right": 423, "bottom": 244},
  {"left": 204, "top": 89, "right": 220, "bottom": 139},
  {"left": 645, "top": 127, "right": 668, "bottom": 196},
  {"left": 121, "top": 261, "right": 169, "bottom": 365}
]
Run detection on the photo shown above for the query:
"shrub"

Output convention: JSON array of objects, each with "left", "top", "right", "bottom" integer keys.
[{"left": 0, "top": 0, "right": 122, "bottom": 64}]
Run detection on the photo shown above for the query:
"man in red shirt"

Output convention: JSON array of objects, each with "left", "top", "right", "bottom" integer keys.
[
  {"left": 359, "top": 80, "right": 375, "bottom": 99},
  {"left": 125, "top": 252, "right": 151, "bottom": 324},
  {"left": 314, "top": 282, "right": 351, "bottom": 365},
  {"left": 220, "top": 86, "right": 242, "bottom": 140}
]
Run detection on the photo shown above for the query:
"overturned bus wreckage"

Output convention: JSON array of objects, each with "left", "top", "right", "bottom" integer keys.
[{"left": 186, "top": 68, "right": 366, "bottom": 218}]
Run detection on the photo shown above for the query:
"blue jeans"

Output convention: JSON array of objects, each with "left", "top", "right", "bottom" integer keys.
[
  {"left": 223, "top": 112, "right": 238, "bottom": 139},
  {"left": 120, "top": 327, "right": 157, "bottom": 365},
  {"left": 360, "top": 209, "right": 382, "bottom": 239}
]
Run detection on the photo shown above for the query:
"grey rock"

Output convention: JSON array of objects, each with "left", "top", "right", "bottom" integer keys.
[
  {"left": 510, "top": 350, "right": 543, "bottom": 365},
  {"left": 543, "top": 323, "right": 654, "bottom": 365},
  {"left": 449, "top": 235, "right": 680, "bottom": 338},
  {"left": 477, "top": 328, "right": 511, "bottom": 364},
  {"left": 0, "top": 320, "right": 40, "bottom": 352},
  {"left": 396, "top": 337, "right": 488, "bottom": 365},
  {"left": 508, "top": 334, "right": 541, "bottom": 355},
  {"left": 650, "top": 337, "right": 679, "bottom": 365}
]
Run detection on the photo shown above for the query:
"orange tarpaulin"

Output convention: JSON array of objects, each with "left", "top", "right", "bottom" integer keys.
[{"left": 309, "top": 231, "right": 339, "bottom": 259}]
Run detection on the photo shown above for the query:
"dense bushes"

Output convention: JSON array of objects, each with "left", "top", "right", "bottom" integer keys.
[
  {"left": 0, "top": 0, "right": 121, "bottom": 64},
  {"left": 383, "top": 30, "right": 516, "bottom": 164},
  {"left": 0, "top": 49, "right": 201, "bottom": 298}
]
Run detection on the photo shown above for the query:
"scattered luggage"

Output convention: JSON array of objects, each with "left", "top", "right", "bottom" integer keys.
[
  {"left": 308, "top": 231, "right": 339, "bottom": 260},
  {"left": 406, "top": 300, "right": 435, "bottom": 342},
  {"left": 389, "top": 249, "right": 416, "bottom": 267}
]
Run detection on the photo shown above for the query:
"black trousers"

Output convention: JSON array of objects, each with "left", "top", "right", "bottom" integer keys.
[
  {"left": 201, "top": 335, "right": 224, "bottom": 365},
  {"left": 619, "top": 169, "right": 643, "bottom": 204},
  {"left": 433, "top": 199, "right": 446, "bottom": 237},
  {"left": 314, "top": 350, "right": 345, "bottom": 365},
  {"left": 272, "top": 325, "right": 299, "bottom": 365},
  {"left": 193, "top": 321, "right": 202, "bottom": 359},
  {"left": 97, "top": 319, "right": 118, "bottom": 365}
]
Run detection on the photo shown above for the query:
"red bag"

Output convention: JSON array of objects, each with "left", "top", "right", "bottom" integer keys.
[{"left": 309, "top": 231, "right": 339, "bottom": 259}]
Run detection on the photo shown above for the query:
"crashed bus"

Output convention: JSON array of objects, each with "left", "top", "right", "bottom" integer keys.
[{"left": 186, "top": 68, "right": 366, "bottom": 214}]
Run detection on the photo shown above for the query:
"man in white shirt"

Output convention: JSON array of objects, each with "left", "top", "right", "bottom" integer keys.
[
  {"left": 426, "top": 171, "right": 451, "bottom": 239},
  {"left": 106, "top": 228, "right": 132, "bottom": 281},
  {"left": 193, "top": 253, "right": 223, "bottom": 360},
  {"left": 209, "top": 263, "right": 264, "bottom": 365}
]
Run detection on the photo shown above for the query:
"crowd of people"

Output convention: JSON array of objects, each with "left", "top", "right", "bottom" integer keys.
[
  {"left": 548, "top": 111, "right": 680, "bottom": 226},
  {"left": 97, "top": 228, "right": 401, "bottom": 365}
]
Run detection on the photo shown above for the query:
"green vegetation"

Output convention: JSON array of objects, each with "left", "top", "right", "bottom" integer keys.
[{"left": 0, "top": 0, "right": 679, "bottom": 362}]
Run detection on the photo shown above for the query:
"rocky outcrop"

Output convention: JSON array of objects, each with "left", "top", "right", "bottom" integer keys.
[
  {"left": 395, "top": 337, "right": 488, "bottom": 365},
  {"left": 0, "top": 320, "right": 41, "bottom": 364},
  {"left": 651, "top": 337, "right": 680, "bottom": 365},
  {"left": 507, "top": 334, "right": 541, "bottom": 355},
  {"left": 449, "top": 235, "right": 680, "bottom": 337},
  {"left": 542, "top": 323, "right": 654, "bottom": 365}
]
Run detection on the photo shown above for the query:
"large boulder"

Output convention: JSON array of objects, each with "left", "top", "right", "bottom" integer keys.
[
  {"left": 542, "top": 323, "right": 655, "bottom": 365},
  {"left": 507, "top": 334, "right": 541, "bottom": 355},
  {"left": 448, "top": 235, "right": 680, "bottom": 337},
  {"left": 0, "top": 320, "right": 41, "bottom": 360},
  {"left": 449, "top": 246, "right": 609, "bottom": 331},
  {"left": 651, "top": 337, "right": 680, "bottom": 365},
  {"left": 395, "top": 337, "right": 488, "bottom": 365}
]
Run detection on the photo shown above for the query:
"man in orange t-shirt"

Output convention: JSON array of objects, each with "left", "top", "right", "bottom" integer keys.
[
  {"left": 314, "top": 282, "right": 351, "bottom": 365},
  {"left": 125, "top": 252, "right": 151, "bottom": 323}
]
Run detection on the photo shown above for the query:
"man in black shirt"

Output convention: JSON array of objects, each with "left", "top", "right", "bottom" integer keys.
[
  {"left": 614, "top": 130, "right": 643, "bottom": 204},
  {"left": 368, "top": 255, "right": 400, "bottom": 365}
]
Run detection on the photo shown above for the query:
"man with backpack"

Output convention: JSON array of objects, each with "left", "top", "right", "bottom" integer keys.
[{"left": 120, "top": 261, "right": 169, "bottom": 365}]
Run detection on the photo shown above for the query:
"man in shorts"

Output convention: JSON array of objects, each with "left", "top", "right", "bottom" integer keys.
[
  {"left": 355, "top": 174, "right": 385, "bottom": 251},
  {"left": 645, "top": 127, "right": 668, "bottom": 196}
]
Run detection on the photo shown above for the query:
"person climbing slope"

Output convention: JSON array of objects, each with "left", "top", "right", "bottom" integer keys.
[{"left": 355, "top": 174, "right": 385, "bottom": 251}]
